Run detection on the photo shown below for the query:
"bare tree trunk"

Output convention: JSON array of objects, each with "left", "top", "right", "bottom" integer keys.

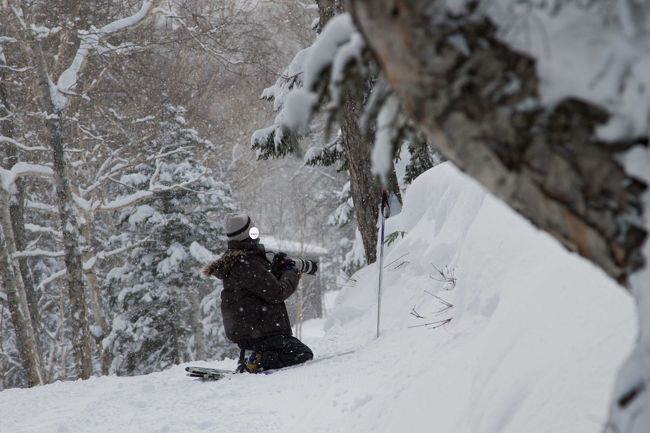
[
  {"left": 340, "top": 82, "right": 382, "bottom": 264},
  {"left": 320, "top": 0, "right": 404, "bottom": 264},
  {"left": 29, "top": 43, "right": 94, "bottom": 380},
  {"left": 320, "top": 0, "right": 380, "bottom": 264},
  {"left": 0, "top": 192, "right": 43, "bottom": 386},
  {"left": 387, "top": 163, "right": 403, "bottom": 204},
  {"left": 55, "top": 293, "right": 69, "bottom": 382},
  {"left": 187, "top": 289, "right": 207, "bottom": 361},
  {"left": 0, "top": 57, "right": 44, "bottom": 383},
  {"left": 80, "top": 215, "right": 112, "bottom": 374},
  {"left": 0, "top": 65, "right": 42, "bottom": 343},
  {"left": 51, "top": 118, "right": 94, "bottom": 379},
  {"left": 294, "top": 280, "right": 305, "bottom": 340},
  {"left": 85, "top": 269, "right": 112, "bottom": 374},
  {"left": 0, "top": 302, "right": 6, "bottom": 387},
  {"left": 8, "top": 182, "right": 40, "bottom": 336},
  {"left": 306, "top": 277, "right": 323, "bottom": 320}
]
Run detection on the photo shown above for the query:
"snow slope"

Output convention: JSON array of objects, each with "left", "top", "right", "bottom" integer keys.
[{"left": 0, "top": 163, "right": 636, "bottom": 433}]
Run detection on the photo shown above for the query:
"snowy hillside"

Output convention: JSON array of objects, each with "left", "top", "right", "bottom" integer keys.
[{"left": 0, "top": 163, "right": 636, "bottom": 433}]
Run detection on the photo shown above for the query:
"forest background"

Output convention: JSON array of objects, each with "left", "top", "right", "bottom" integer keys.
[{"left": 0, "top": 0, "right": 359, "bottom": 387}]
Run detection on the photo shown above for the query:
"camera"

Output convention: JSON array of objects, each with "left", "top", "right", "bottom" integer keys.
[
  {"left": 292, "top": 258, "right": 318, "bottom": 275},
  {"left": 271, "top": 252, "right": 318, "bottom": 275}
]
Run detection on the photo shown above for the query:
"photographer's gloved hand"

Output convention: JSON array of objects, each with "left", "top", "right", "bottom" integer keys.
[
  {"left": 271, "top": 252, "right": 299, "bottom": 274},
  {"left": 271, "top": 252, "right": 318, "bottom": 275},
  {"left": 284, "top": 259, "right": 298, "bottom": 274},
  {"left": 271, "top": 252, "right": 288, "bottom": 275}
]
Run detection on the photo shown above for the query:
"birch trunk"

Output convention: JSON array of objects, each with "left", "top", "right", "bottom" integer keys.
[
  {"left": 80, "top": 216, "right": 112, "bottom": 374},
  {"left": 0, "top": 191, "right": 43, "bottom": 386},
  {"left": 187, "top": 289, "right": 206, "bottom": 361},
  {"left": 8, "top": 180, "right": 41, "bottom": 337},
  {"left": 0, "top": 62, "right": 41, "bottom": 340}
]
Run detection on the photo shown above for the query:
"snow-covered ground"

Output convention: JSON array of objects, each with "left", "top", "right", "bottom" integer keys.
[{"left": 0, "top": 163, "right": 636, "bottom": 433}]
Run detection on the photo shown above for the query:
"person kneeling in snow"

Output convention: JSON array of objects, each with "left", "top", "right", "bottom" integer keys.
[{"left": 203, "top": 213, "right": 314, "bottom": 373}]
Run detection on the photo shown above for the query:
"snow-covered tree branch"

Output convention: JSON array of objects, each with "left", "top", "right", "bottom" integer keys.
[
  {"left": 0, "top": 136, "right": 47, "bottom": 152},
  {"left": 0, "top": 163, "right": 53, "bottom": 191},
  {"left": 50, "top": 0, "right": 160, "bottom": 110}
]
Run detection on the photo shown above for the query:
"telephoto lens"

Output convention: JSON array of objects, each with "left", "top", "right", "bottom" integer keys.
[{"left": 293, "top": 259, "right": 318, "bottom": 275}]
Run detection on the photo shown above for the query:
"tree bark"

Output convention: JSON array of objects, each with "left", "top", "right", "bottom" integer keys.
[
  {"left": 50, "top": 116, "right": 94, "bottom": 379},
  {"left": 0, "top": 191, "right": 43, "bottom": 386},
  {"left": 8, "top": 181, "right": 40, "bottom": 337},
  {"left": 320, "top": 0, "right": 406, "bottom": 264},
  {"left": 349, "top": 0, "right": 646, "bottom": 281},
  {"left": 80, "top": 215, "right": 113, "bottom": 375},
  {"left": 29, "top": 42, "right": 94, "bottom": 380},
  {"left": 340, "top": 82, "right": 381, "bottom": 264},
  {"left": 317, "top": 0, "right": 342, "bottom": 30},
  {"left": 188, "top": 288, "right": 207, "bottom": 361},
  {"left": 0, "top": 60, "right": 42, "bottom": 341},
  {"left": 348, "top": 1, "right": 650, "bottom": 427}
]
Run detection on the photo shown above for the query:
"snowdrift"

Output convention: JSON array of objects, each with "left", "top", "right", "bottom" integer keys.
[
  {"left": 321, "top": 162, "right": 636, "bottom": 433},
  {"left": 0, "top": 163, "right": 636, "bottom": 433}
]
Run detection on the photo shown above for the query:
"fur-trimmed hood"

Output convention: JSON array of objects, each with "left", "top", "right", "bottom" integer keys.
[{"left": 202, "top": 250, "right": 247, "bottom": 280}]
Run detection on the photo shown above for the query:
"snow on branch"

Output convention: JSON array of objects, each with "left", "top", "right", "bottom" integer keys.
[
  {"left": 36, "top": 269, "right": 66, "bottom": 291},
  {"left": 371, "top": 95, "right": 400, "bottom": 184},
  {"left": 252, "top": 13, "right": 365, "bottom": 159},
  {"left": 26, "top": 201, "right": 57, "bottom": 213},
  {"left": 84, "top": 235, "right": 152, "bottom": 271},
  {"left": 99, "top": 190, "right": 153, "bottom": 211},
  {"left": 145, "top": 146, "right": 194, "bottom": 161},
  {"left": 0, "top": 162, "right": 53, "bottom": 191},
  {"left": 189, "top": 241, "right": 216, "bottom": 264},
  {"left": 52, "top": 0, "right": 158, "bottom": 110},
  {"left": 98, "top": 170, "right": 205, "bottom": 212},
  {"left": 0, "top": 135, "right": 47, "bottom": 152},
  {"left": 102, "top": 235, "right": 151, "bottom": 259},
  {"left": 13, "top": 249, "right": 64, "bottom": 259},
  {"left": 30, "top": 25, "right": 62, "bottom": 41},
  {"left": 72, "top": 193, "right": 92, "bottom": 212},
  {"left": 298, "top": 14, "right": 363, "bottom": 101},
  {"left": 38, "top": 236, "right": 152, "bottom": 288},
  {"left": 24, "top": 224, "right": 62, "bottom": 238}
]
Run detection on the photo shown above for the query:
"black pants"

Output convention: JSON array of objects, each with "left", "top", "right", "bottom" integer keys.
[{"left": 238, "top": 335, "right": 313, "bottom": 371}]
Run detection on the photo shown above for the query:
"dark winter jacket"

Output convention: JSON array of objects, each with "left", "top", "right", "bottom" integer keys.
[{"left": 204, "top": 240, "right": 299, "bottom": 344}]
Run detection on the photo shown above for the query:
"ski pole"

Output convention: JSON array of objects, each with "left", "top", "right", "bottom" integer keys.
[{"left": 377, "top": 190, "right": 390, "bottom": 339}]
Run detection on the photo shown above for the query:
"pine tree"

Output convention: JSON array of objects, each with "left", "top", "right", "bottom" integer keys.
[
  {"left": 103, "top": 104, "right": 236, "bottom": 375},
  {"left": 400, "top": 132, "right": 443, "bottom": 186},
  {"left": 251, "top": 3, "right": 404, "bottom": 267}
]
